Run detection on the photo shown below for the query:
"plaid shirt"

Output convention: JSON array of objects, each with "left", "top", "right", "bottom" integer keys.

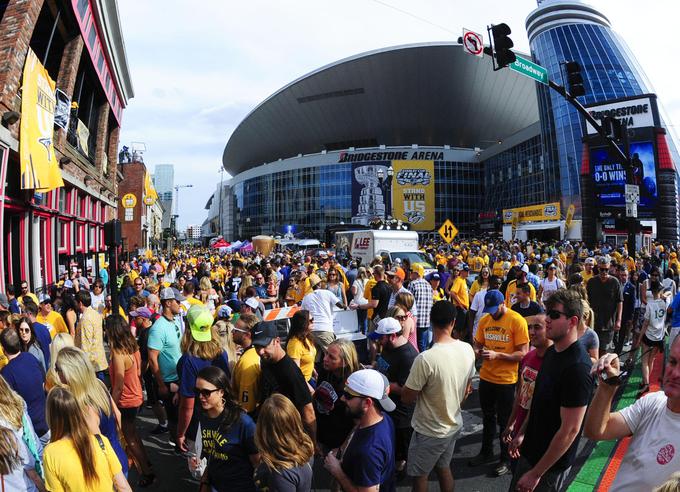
[{"left": 408, "top": 277, "right": 433, "bottom": 330}]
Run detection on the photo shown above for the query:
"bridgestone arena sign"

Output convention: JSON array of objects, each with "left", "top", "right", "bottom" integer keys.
[
  {"left": 585, "top": 95, "right": 656, "bottom": 135},
  {"left": 338, "top": 151, "right": 444, "bottom": 163}
]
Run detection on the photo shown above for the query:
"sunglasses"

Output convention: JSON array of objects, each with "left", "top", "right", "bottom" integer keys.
[
  {"left": 18, "top": 327, "right": 30, "bottom": 333},
  {"left": 342, "top": 389, "right": 363, "bottom": 400},
  {"left": 309, "top": 318, "right": 314, "bottom": 323},
  {"left": 546, "top": 309, "right": 568, "bottom": 320},
  {"left": 193, "top": 387, "right": 220, "bottom": 398},
  {"left": 395, "top": 315, "right": 407, "bottom": 321}
]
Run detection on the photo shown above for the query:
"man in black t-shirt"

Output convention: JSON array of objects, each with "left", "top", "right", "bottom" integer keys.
[
  {"left": 586, "top": 256, "right": 623, "bottom": 356},
  {"left": 511, "top": 283, "right": 543, "bottom": 319},
  {"left": 370, "top": 317, "right": 418, "bottom": 471},
  {"left": 252, "top": 321, "right": 316, "bottom": 445},
  {"left": 365, "top": 265, "right": 392, "bottom": 322},
  {"left": 511, "top": 289, "right": 593, "bottom": 492}
]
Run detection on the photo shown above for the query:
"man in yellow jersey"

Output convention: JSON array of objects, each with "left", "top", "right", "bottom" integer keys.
[
  {"left": 231, "top": 313, "right": 261, "bottom": 416},
  {"left": 449, "top": 264, "right": 470, "bottom": 339},
  {"left": 470, "top": 290, "right": 529, "bottom": 476},
  {"left": 37, "top": 295, "right": 68, "bottom": 338}
]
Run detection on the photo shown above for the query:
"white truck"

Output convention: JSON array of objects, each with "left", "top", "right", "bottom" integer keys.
[{"left": 335, "top": 230, "right": 435, "bottom": 273}]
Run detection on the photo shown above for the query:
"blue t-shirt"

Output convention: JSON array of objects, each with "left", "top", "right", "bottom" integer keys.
[
  {"left": 341, "top": 414, "right": 396, "bottom": 492},
  {"left": 671, "top": 292, "right": 680, "bottom": 327},
  {"left": 147, "top": 315, "right": 182, "bottom": 382},
  {"left": 177, "top": 352, "right": 230, "bottom": 438},
  {"left": 100, "top": 408, "right": 129, "bottom": 475},
  {"left": 1, "top": 353, "right": 47, "bottom": 436},
  {"left": 200, "top": 411, "right": 257, "bottom": 492},
  {"left": 33, "top": 321, "right": 52, "bottom": 367}
]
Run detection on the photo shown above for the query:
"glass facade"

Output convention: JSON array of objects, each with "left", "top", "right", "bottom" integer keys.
[
  {"left": 531, "top": 22, "right": 652, "bottom": 212},
  {"left": 482, "top": 135, "right": 548, "bottom": 213},
  {"left": 230, "top": 159, "right": 485, "bottom": 240}
]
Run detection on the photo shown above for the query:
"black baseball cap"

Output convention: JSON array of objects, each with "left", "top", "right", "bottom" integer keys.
[{"left": 251, "top": 321, "right": 278, "bottom": 347}]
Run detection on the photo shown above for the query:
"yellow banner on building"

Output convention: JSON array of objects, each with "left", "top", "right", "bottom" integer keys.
[
  {"left": 143, "top": 171, "right": 158, "bottom": 205},
  {"left": 503, "top": 202, "right": 560, "bottom": 224},
  {"left": 391, "top": 160, "right": 435, "bottom": 230},
  {"left": 19, "top": 49, "right": 64, "bottom": 191}
]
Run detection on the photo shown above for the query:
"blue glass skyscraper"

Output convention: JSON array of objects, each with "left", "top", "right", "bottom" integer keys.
[{"left": 526, "top": 0, "right": 678, "bottom": 216}]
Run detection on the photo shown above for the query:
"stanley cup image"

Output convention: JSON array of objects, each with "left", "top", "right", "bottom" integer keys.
[{"left": 352, "top": 164, "right": 389, "bottom": 225}]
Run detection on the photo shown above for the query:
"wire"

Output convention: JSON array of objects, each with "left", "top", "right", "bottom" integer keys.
[{"left": 368, "top": 0, "right": 457, "bottom": 35}]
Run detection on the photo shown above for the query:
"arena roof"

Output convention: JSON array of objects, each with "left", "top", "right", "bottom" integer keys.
[{"left": 222, "top": 42, "right": 540, "bottom": 176}]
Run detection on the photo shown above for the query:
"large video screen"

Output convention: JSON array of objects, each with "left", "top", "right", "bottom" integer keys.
[{"left": 590, "top": 141, "right": 657, "bottom": 216}]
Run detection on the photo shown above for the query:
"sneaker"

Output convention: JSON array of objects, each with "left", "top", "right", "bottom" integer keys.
[
  {"left": 468, "top": 452, "right": 495, "bottom": 467},
  {"left": 150, "top": 424, "right": 168, "bottom": 435},
  {"left": 495, "top": 462, "right": 510, "bottom": 476}
]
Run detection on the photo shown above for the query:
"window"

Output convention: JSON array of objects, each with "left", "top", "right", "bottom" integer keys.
[
  {"left": 28, "top": 2, "right": 67, "bottom": 80},
  {"left": 76, "top": 224, "right": 84, "bottom": 250},
  {"left": 58, "top": 220, "right": 69, "bottom": 251},
  {"left": 58, "top": 188, "right": 67, "bottom": 212}
]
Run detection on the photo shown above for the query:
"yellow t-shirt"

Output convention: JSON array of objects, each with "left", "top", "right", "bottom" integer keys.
[
  {"left": 504, "top": 280, "right": 537, "bottom": 307},
  {"left": 475, "top": 309, "right": 529, "bottom": 385},
  {"left": 186, "top": 296, "right": 204, "bottom": 307},
  {"left": 0, "top": 345, "right": 7, "bottom": 370},
  {"left": 363, "top": 278, "right": 378, "bottom": 319},
  {"left": 450, "top": 277, "right": 469, "bottom": 309},
  {"left": 469, "top": 280, "right": 484, "bottom": 299},
  {"left": 286, "top": 337, "right": 316, "bottom": 381},
  {"left": 37, "top": 310, "right": 69, "bottom": 338},
  {"left": 471, "top": 256, "right": 486, "bottom": 273},
  {"left": 44, "top": 434, "right": 122, "bottom": 492},
  {"left": 492, "top": 261, "right": 505, "bottom": 277},
  {"left": 233, "top": 346, "right": 261, "bottom": 413},
  {"left": 102, "top": 306, "right": 128, "bottom": 321},
  {"left": 582, "top": 270, "right": 594, "bottom": 284}
]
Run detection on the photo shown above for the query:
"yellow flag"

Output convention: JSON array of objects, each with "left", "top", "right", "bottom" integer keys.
[
  {"left": 143, "top": 171, "right": 158, "bottom": 205},
  {"left": 19, "top": 49, "right": 64, "bottom": 192}
]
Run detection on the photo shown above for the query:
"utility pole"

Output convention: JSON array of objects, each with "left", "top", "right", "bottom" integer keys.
[
  {"left": 173, "top": 184, "right": 193, "bottom": 247},
  {"left": 218, "top": 168, "right": 224, "bottom": 237}
]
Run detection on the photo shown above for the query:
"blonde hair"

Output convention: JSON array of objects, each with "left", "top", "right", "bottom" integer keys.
[
  {"left": 327, "top": 339, "right": 360, "bottom": 379},
  {"left": 654, "top": 472, "right": 680, "bottom": 492},
  {"left": 180, "top": 324, "right": 223, "bottom": 360},
  {"left": 47, "top": 387, "right": 98, "bottom": 487},
  {"left": 214, "top": 320, "right": 238, "bottom": 366},
  {"left": 199, "top": 276, "right": 212, "bottom": 291},
  {"left": 0, "top": 375, "right": 24, "bottom": 429},
  {"left": 580, "top": 299, "right": 594, "bottom": 330},
  {"left": 54, "top": 347, "right": 111, "bottom": 416},
  {"left": 395, "top": 291, "right": 415, "bottom": 311},
  {"left": 46, "top": 332, "right": 75, "bottom": 392},
  {"left": 0, "top": 427, "right": 20, "bottom": 475},
  {"left": 255, "top": 394, "right": 314, "bottom": 472}
]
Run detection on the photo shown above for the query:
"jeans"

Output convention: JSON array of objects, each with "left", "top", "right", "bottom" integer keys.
[
  {"left": 479, "top": 379, "right": 516, "bottom": 462},
  {"left": 417, "top": 328, "right": 432, "bottom": 352},
  {"left": 357, "top": 309, "right": 368, "bottom": 334}
]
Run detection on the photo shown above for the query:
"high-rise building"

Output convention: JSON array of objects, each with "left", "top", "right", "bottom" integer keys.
[
  {"left": 153, "top": 164, "right": 174, "bottom": 228},
  {"left": 526, "top": 0, "right": 680, "bottom": 219}
]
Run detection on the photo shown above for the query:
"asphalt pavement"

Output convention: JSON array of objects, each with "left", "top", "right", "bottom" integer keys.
[{"left": 128, "top": 370, "right": 598, "bottom": 492}]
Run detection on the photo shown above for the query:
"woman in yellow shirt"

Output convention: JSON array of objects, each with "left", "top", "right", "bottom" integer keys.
[
  {"left": 43, "top": 387, "right": 131, "bottom": 492},
  {"left": 286, "top": 310, "right": 317, "bottom": 390}
]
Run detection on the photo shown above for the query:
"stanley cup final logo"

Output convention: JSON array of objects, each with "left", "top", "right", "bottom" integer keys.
[{"left": 352, "top": 164, "right": 389, "bottom": 225}]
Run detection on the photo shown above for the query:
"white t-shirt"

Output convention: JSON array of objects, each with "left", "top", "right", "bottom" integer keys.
[
  {"left": 404, "top": 340, "right": 476, "bottom": 438},
  {"left": 540, "top": 277, "right": 564, "bottom": 302},
  {"left": 612, "top": 392, "right": 680, "bottom": 491},
  {"left": 644, "top": 298, "right": 669, "bottom": 341},
  {"left": 352, "top": 279, "right": 367, "bottom": 305},
  {"left": 301, "top": 290, "right": 340, "bottom": 333},
  {"left": 470, "top": 288, "right": 488, "bottom": 337}
]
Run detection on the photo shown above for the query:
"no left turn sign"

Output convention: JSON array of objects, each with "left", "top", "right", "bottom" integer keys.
[{"left": 462, "top": 29, "right": 484, "bottom": 58}]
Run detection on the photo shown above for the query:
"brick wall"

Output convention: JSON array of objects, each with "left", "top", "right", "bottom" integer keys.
[{"left": 0, "top": 0, "right": 45, "bottom": 138}]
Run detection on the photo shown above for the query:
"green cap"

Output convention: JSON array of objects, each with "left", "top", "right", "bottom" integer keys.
[{"left": 186, "top": 305, "right": 213, "bottom": 342}]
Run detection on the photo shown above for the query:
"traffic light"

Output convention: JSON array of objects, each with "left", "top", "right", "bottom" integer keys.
[
  {"left": 602, "top": 116, "right": 623, "bottom": 141},
  {"left": 490, "top": 23, "right": 516, "bottom": 69},
  {"left": 564, "top": 61, "right": 586, "bottom": 97}
]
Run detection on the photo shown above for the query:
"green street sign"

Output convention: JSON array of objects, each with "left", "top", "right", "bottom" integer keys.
[{"left": 509, "top": 55, "right": 549, "bottom": 85}]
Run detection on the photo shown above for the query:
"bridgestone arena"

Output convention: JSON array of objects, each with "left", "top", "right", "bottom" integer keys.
[{"left": 217, "top": 2, "right": 680, "bottom": 246}]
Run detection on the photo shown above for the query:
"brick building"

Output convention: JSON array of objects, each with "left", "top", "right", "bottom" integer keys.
[
  {"left": 0, "top": 0, "right": 133, "bottom": 293},
  {"left": 117, "top": 159, "right": 165, "bottom": 254}
]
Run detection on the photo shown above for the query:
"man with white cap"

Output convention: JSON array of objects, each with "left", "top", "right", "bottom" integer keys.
[
  {"left": 371, "top": 317, "right": 418, "bottom": 473},
  {"left": 582, "top": 257, "right": 596, "bottom": 283},
  {"left": 324, "top": 368, "right": 396, "bottom": 492},
  {"left": 402, "top": 300, "right": 476, "bottom": 491},
  {"left": 301, "top": 273, "right": 345, "bottom": 360}
]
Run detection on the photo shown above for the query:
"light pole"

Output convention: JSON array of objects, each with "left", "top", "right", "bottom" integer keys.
[
  {"left": 218, "top": 167, "right": 224, "bottom": 237},
  {"left": 170, "top": 184, "right": 193, "bottom": 250}
]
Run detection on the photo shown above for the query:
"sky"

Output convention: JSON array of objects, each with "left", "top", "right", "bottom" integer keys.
[{"left": 117, "top": 0, "right": 680, "bottom": 230}]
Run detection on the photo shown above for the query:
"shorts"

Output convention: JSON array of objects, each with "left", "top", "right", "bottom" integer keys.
[
  {"left": 119, "top": 406, "right": 139, "bottom": 421},
  {"left": 595, "top": 328, "right": 613, "bottom": 347},
  {"left": 642, "top": 335, "right": 665, "bottom": 350},
  {"left": 311, "top": 331, "right": 336, "bottom": 356},
  {"left": 143, "top": 370, "right": 159, "bottom": 405},
  {"left": 407, "top": 430, "right": 458, "bottom": 477}
]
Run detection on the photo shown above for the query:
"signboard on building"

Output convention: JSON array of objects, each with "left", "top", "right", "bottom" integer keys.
[
  {"left": 503, "top": 202, "right": 560, "bottom": 224},
  {"left": 121, "top": 193, "right": 137, "bottom": 209},
  {"left": 589, "top": 141, "right": 657, "bottom": 216},
  {"left": 350, "top": 160, "right": 436, "bottom": 231},
  {"left": 585, "top": 95, "right": 658, "bottom": 135},
  {"left": 19, "top": 49, "right": 64, "bottom": 192}
]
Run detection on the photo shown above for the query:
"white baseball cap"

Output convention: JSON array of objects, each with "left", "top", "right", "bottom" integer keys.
[
  {"left": 345, "top": 369, "right": 396, "bottom": 412},
  {"left": 369, "top": 317, "right": 402, "bottom": 340},
  {"left": 244, "top": 297, "right": 259, "bottom": 310}
]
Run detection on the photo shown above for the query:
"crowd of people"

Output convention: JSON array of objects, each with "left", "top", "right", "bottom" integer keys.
[{"left": 0, "top": 237, "right": 679, "bottom": 491}]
